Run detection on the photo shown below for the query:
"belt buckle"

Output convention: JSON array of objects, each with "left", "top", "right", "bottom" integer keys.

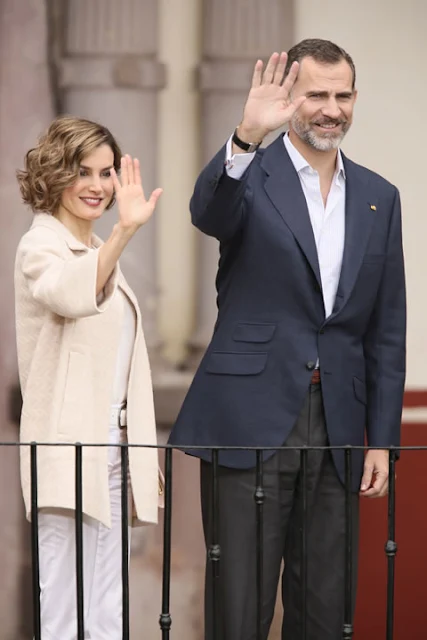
[
  {"left": 118, "top": 401, "right": 127, "bottom": 429},
  {"left": 311, "top": 369, "right": 321, "bottom": 384}
]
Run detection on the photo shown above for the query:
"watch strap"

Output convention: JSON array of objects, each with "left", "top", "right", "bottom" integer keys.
[{"left": 232, "top": 129, "right": 262, "bottom": 153}]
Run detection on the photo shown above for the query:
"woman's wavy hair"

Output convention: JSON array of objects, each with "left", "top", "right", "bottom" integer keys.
[{"left": 17, "top": 115, "right": 122, "bottom": 213}]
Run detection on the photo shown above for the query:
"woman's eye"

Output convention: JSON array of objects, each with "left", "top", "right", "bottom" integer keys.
[
  {"left": 79, "top": 169, "right": 88, "bottom": 177},
  {"left": 102, "top": 171, "right": 111, "bottom": 178}
]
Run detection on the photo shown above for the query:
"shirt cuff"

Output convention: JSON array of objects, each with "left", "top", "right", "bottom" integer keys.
[{"left": 224, "top": 134, "right": 256, "bottom": 179}]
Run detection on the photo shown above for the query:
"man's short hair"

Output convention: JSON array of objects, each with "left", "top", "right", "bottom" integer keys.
[{"left": 285, "top": 38, "right": 356, "bottom": 89}]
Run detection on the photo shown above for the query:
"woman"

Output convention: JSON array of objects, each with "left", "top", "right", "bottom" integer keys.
[{"left": 15, "top": 115, "right": 164, "bottom": 639}]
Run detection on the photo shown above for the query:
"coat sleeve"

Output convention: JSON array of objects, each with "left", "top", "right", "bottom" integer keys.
[
  {"left": 363, "top": 187, "right": 406, "bottom": 448},
  {"left": 18, "top": 228, "right": 119, "bottom": 319},
  {"left": 190, "top": 142, "right": 253, "bottom": 242}
]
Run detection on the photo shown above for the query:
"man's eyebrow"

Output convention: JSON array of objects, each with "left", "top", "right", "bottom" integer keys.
[
  {"left": 305, "top": 90, "right": 353, "bottom": 98},
  {"left": 306, "top": 90, "right": 329, "bottom": 97}
]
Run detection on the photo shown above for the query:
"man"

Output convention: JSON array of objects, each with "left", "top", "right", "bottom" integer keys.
[{"left": 169, "top": 39, "right": 406, "bottom": 639}]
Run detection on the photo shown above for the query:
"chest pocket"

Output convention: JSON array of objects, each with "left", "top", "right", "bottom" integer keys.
[{"left": 362, "top": 254, "right": 385, "bottom": 265}]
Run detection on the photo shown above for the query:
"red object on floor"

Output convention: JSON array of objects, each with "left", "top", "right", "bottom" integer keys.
[{"left": 354, "top": 422, "right": 427, "bottom": 639}]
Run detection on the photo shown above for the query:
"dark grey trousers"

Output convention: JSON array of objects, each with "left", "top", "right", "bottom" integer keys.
[{"left": 200, "top": 384, "right": 359, "bottom": 640}]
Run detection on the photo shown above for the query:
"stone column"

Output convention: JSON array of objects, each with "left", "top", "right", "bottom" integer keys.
[
  {"left": 156, "top": 0, "right": 201, "bottom": 366},
  {"left": 190, "top": 0, "right": 295, "bottom": 357},
  {"left": 60, "top": 0, "right": 165, "bottom": 350},
  {"left": 0, "top": 2, "right": 54, "bottom": 637}
]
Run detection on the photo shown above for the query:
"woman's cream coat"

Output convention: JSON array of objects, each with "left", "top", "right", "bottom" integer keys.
[{"left": 15, "top": 213, "right": 163, "bottom": 528}]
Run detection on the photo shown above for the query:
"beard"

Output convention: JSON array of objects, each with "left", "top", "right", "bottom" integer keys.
[{"left": 291, "top": 113, "right": 350, "bottom": 151}]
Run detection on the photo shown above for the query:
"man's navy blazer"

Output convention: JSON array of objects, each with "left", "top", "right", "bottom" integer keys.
[{"left": 168, "top": 135, "right": 406, "bottom": 489}]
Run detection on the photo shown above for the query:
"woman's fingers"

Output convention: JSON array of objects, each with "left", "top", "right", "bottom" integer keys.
[
  {"left": 110, "top": 166, "right": 121, "bottom": 192},
  {"left": 126, "top": 154, "right": 135, "bottom": 184},
  {"left": 120, "top": 156, "right": 128, "bottom": 186},
  {"left": 133, "top": 158, "right": 143, "bottom": 188},
  {"left": 148, "top": 187, "right": 163, "bottom": 208}
]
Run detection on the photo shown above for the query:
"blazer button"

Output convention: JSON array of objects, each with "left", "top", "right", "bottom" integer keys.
[
  {"left": 319, "top": 328, "right": 325, "bottom": 335},
  {"left": 306, "top": 361, "right": 316, "bottom": 371}
]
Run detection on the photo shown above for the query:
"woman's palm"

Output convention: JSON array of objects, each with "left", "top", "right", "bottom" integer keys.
[{"left": 111, "top": 155, "right": 162, "bottom": 229}]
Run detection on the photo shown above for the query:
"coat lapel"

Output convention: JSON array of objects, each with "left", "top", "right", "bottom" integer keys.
[
  {"left": 329, "top": 156, "right": 377, "bottom": 319},
  {"left": 261, "top": 137, "right": 322, "bottom": 288},
  {"left": 118, "top": 272, "right": 141, "bottom": 321}
]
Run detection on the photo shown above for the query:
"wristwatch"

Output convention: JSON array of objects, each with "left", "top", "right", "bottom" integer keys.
[{"left": 232, "top": 128, "right": 262, "bottom": 153}]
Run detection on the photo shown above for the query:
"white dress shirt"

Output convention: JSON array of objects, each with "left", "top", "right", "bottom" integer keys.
[
  {"left": 91, "top": 247, "right": 136, "bottom": 405},
  {"left": 111, "top": 289, "right": 136, "bottom": 405},
  {"left": 225, "top": 133, "right": 346, "bottom": 319}
]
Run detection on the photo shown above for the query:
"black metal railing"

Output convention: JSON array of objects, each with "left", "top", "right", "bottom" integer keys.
[{"left": 7, "top": 442, "right": 404, "bottom": 639}]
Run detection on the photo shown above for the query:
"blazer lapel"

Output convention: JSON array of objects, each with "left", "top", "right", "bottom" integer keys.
[
  {"left": 330, "top": 156, "right": 377, "bottom": 318},
  {"left": 261, "top": 137, "right": 322, "bottom": 288}
]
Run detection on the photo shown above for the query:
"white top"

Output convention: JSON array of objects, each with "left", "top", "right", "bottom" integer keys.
[
  {"left": 111, "top": 289, "right": 136, "bottom": 405},
  {"left": 225, "top": 133, "right": 346, "bottom": 319}
]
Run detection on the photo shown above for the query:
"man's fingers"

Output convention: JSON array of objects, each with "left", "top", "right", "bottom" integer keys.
[
  {"left": 262, "top": 52, "right": 280, "bottom": 84},
  {"left": 360, "top": 465, "right": 374, "bottom": 492},
  {"left": 286, "top": 95, "right": 306, "bottom": 118},
  {"left": 272, "top": 51, "right": 288, "bottom": 85},
  {"left": 282, "top": 60, "right": 300, "bottom": 95},
  {"left": 251, "top": 59, "right": 263, "bottom": 89},
  {"left": 360, "top": 471, "right": 389, "bottom": 498}
]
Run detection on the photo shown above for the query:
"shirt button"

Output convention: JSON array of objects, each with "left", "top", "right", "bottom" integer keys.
[{"left": 306, "top": 361, "right": 316, "bottom": 371}]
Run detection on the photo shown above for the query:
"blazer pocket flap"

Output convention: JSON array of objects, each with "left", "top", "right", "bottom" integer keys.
[
  {"left": 353, "top": 376, "right": 367, "bottom": 405},
  {"left": 206, "top": 352, "right": 267, "bottom": 375},
  {"left": 233, "top": 323, "right": 276, "bottom": 343}
]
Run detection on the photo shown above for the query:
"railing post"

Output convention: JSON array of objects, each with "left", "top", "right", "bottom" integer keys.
[
  {"left": 208, "top": 448, "right": 221, "bottom": 640},
  {"left": 386, "top": 448, "right": 397, "bottom": 640},
  {"left": 30, "top": 442, "right": 41, "bottom": 640},
  {"left": 121, "top": 443, "right": 130, "bottom": 639},
  {"left": 75, "top": 443, "right": 84, "bottom": 640},
  {"left": 159, "top": 447, "right": 173, "bottom": 639},
  {"left": 343, "top": 447, "right": 354, "bottom": 639},
  {"left": 300, "top": 447, "right": 308, "bottom": 640},
  {"left": 255, "top": 450, "right": 265, "bottom": 640}
]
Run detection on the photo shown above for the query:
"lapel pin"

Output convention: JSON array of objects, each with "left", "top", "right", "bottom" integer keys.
[{"left": 370, "top": 204, "right": 377, "bottom": 211}]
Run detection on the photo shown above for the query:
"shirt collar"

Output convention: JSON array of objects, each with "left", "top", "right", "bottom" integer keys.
[{"left": 283, "top": 132, "right": 346, "bottom": 182}]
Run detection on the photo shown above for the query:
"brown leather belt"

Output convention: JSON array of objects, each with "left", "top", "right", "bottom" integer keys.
[{"left": 310, "top": 369, "right": 321, "bottom": 384}]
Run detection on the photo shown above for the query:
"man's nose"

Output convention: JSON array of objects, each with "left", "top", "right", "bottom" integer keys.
[{"left": 322, "top": 98, "right": 341, "bottom": 120}]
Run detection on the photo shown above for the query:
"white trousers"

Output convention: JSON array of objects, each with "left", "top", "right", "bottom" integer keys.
[{"left": 37, "top": 421, "right": 131, "bottom": 640}]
